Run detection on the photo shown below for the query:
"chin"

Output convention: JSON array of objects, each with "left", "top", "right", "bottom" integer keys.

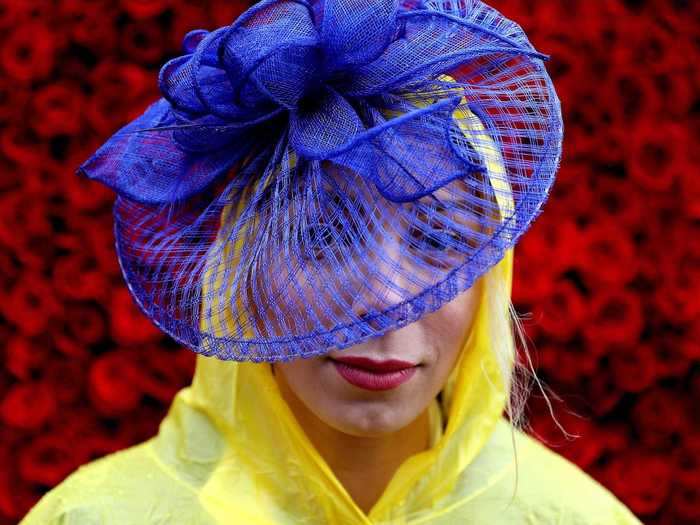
[{"left": 327, "top": 402, "right": 416, "bottom": 437}]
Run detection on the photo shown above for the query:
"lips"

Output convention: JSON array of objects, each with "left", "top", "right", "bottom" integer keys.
[{"left": 330, "top": 356, "right": 418, "bottom": 391}]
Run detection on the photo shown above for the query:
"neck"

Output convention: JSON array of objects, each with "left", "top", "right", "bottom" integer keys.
[{"left": 275, "top": 373, "right": 431, "bottom": 515}]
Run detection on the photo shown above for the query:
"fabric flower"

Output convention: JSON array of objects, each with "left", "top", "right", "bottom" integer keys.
[{"left": 79, "top": 0, "right": 555, "bottom": 205}]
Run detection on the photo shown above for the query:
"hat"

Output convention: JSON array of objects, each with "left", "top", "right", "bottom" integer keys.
[{"left": 79, "top": 0, "right": 563, "bottom": 361}]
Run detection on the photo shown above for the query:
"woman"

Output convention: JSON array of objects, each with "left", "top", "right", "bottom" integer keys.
[{"left": 22, "top": 0, "right": 643, "bottom": 523}]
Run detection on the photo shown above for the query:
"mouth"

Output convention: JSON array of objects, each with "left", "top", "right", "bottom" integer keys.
[{"left": 329, "top": 356, "right": 419, "bottom": 391}]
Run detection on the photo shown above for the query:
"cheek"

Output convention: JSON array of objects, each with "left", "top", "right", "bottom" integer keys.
[
  {"left": 404, "top": 286, "right": 481, "bottom": 399},
  {"left": 276, "top": 358, "right": 327, "bottom": 408},
  {"left": 422, "top": 286, "right": 480, "bottom": 363}
]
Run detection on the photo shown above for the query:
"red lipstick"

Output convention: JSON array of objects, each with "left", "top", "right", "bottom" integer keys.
[{"left": 330, "top": 356, "right": 418, "bottom": 391}]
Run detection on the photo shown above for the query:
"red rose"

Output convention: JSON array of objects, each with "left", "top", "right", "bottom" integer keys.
[
  {"left": 60, "top": 161, "right": 116, "bottom": 213},
  {"left": 0, "top": 125, "right": 48, "bottom": 168},
  {"left": 206, "top": 2, "right": 252, "bottom": 28},
  {"left": 169, "top": 4, "right": 210, "bottom": 51},
  {"left": 604, "top": 451, "right": 672, "bottom": 516},
  {"left": 582, "top": 289, "right": 644, "bottom": 347},
  {"left": 528, "top": 405, "right": 604, "bottom": 470},
  {"left": 119, "top": 19, "right": 168, "bottom": 64},
  {"left": 654, "top": 249, "right": 700, "bottom": 325},
  {"left": 607, "top": 342, "right": 658, "bottom": 393},
  {"left": 544, "top": 164, "right": 594, "bottom": 223},
  {"left": 674, "top": 434, "right": 700, "bottom": 486},
  {"left": 1, "top": 23, "right": 57, "bottom": 83},
  {"left": 1, "top": 381, "right": 57, "bottom": 430},
  {"left": 597, "top": 422, "right": 631, "bottom": 455},
  {"left": 172, "top": 347, "right": 196, "bottom": 377},
  {"left": 539, "top": 339, "right": 601, "bottom": 385},
  {"left": 0, "top": 194, "right": 51, "bottom": 253},
  {"left": 0, "top": 461, "right": 40, "bottom": 521},
  {"left": 583, "top": 364, "right": 625, "bottom": 416},
  {"left": 31, "top": 83, "right": 85, "bottom": 138},
  {"left": 0, "top": 2, "right": 33, "bottom": 31},
  {"left": 671, "top": 480, "right": 700, "bottom": 522},
  {"left": 614, "top": 14, "right": 688, "bottom": 75},
  {"left": 5, "top": 336, "right": 50, "bottom": 381},
  {"left": 18, "top": 433, "right": 86, "bottom": 486},
  {"left": 43, "top": 357, "right": 86, "bottom": 405},
  {"left": 513, "top": 218, "right": 584, "bottom": 303},
  {"left": 68, "top": 303, "right": 107, "bottom": 346},
  {"left": 608, "top": 65, "right": 662, "bottom": 124},
  {"left": 536, "top": 218, "right": 585, "bottom": 274},
  {"left": 117, "top": 404, "right": 166, "bottom": 443},
  {"left": 121, "top": 0, "right": 172, "bottom": 20},
  {"left": 594, "top": 173, "right": 647, "bottom": 230},
  {"left": 88, "top": 350, "right": 143, "bottom": 416},
  {"left": 537, "top": 280, "right": 588, "bottom": 342},
  {"left": 58, "top": 0, "right": 119, "bottom": 53},
  {"left": 17, "top": 164, "right": 63, "bottom": 198},
  {"left": 626, "top": 119, "right": 687, "bottom": 192},
  {"left": 0, "top": 78, "right": 30, "bottom": 123},
  {"left": 51, "top": 315, "right": 91, "bottom": 359},
  {"left": 652, "top": 337, "right": 692, "bottom": 380},
  {"left": 88, "top": 59, "right": 153, "bottom": 100},
  {"left": 132, "top": 346, "right": 192, "bottom": 403},
  {"left": 647, "top": 0, "right": 699, "bottom": 35},
  {"left": 679, "top": 321, "right": 700, "bottom": 362},
  {"left": 110, "top": 288, "right": 163, "bottom": 345},
  {"left": 562, "top": 83, "right": 612, "bottom": 160},
  {"left": 0, "top": 246, "right": 21, "bottom": 293},
  {"left": 632, "top": 388, "right": 687, "bottom": 450},
  {"left": 2, "top": 275, "right": 59, "bottom": 337},
  {"left": 533, "top": 34, "right": 585, "bottom": 100},
  {"left": 50, "top": 406, "right": 105, "bottom": 446},
  {"left": 61, "top": 214, "right": 120, "bottom": 273},
  {"left": 85, "top": 61, "right": 154, "bottom": 135},
  {"left": 681, "top": 171, "right": 700, "bottom": 220},
  {"left": 12, "top": 232, "right": 57, "bottom": 274},
  {"left": 512, "top": 254, "right": 554, "bottom": 306},
  {"left": 579, "top": 223, "right": 639, "bottom": 287},
  {"left": 52, "top": 233, "right": 110, "bottom": 302}
]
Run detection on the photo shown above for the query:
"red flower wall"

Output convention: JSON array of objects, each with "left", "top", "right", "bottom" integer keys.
[{"left": 0, "top": 1, "right": 696, "bottom": 523}]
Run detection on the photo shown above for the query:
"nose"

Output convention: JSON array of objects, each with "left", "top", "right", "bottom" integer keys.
[{"left": 349, "top": 224, "right": 415, "bottom": 325}]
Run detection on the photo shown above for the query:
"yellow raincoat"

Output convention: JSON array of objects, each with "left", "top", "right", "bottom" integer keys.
[
  {"left": 21, "top": 81, "right": 643, "bottom": 525},
  {"left": 19, "top": 247, "right": 643, "bottom": 524}
]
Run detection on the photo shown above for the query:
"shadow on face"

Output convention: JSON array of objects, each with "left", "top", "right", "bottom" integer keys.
[
  {"left": 247, "top": 159, "right": 496, "bottom": 337},
  {"left": 266, "top": 164, "right": 495, "bottom": 437}
]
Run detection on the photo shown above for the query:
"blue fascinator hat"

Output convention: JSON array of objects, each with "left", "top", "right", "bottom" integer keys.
[{"left": 78, "top": 0, "right": 563, "bottom": 361}]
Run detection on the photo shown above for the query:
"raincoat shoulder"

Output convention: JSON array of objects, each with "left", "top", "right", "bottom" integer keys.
[
  {"left": 19, "top": 416, "right": 644, "bottom": 525},
  {"left": 469, "top": 419, "right": 645, "bottom": 525},
  {"left": 18, "top": 437, "right": 218, "bottom": 525},
  {"left": 19, "top": 248, "right": 642, "bottom": 525}
]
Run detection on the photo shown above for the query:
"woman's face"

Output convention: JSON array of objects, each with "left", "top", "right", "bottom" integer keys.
[
  {"left": 265, "top": 169, "right": 487, "bottom": 438},
  {"left": 273, "top": 279, "right": 481, "bottom": 437}
]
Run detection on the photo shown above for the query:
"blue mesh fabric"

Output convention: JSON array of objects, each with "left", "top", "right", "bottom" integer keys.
[{"left": 78, "top": 0, "right": 563, "bottom": 361}]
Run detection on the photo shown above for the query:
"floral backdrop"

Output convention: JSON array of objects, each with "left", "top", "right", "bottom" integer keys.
[{"left": 0, "top": 1, "right": 696, "bottom": 523}]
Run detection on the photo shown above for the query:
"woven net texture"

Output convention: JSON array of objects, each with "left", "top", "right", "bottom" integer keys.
[{"left": 78, "top": 0, "right": 563, "bottom": 361}]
